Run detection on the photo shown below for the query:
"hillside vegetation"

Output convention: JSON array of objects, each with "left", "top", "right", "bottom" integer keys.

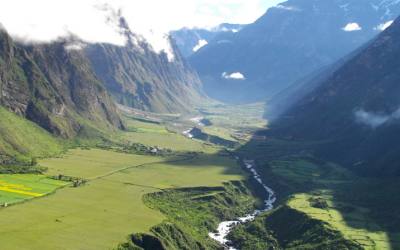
[{"left": 0, "top": 107, "right": 64, "bottom": 168}]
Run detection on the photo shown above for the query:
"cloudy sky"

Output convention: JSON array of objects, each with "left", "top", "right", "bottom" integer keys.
[{"left": 0, "top": 0, "right": 284, "bottom": 44}]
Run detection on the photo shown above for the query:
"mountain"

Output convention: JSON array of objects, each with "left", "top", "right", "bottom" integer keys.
[
  {"left": 269, "top": 16, "right": 400, "bottom": 177},
  {"left": 267, "top": 47, "right": 364, "bottom": 120},
  {"left": 171, "top": 23, "right": 245, "bottom": 58},
  {"left": 0, "top": 30, "right": 123, "bottom": 139},
  {"left": 86, "top": 18, "right": 206, "bottom": 114},
  {"left": 189, "top": 0, "right": 400, "bottom": 104}
]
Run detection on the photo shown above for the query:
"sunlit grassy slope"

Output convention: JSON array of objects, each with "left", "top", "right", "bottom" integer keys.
[
  {"left": 270, "top": 158, "right": 400, "bottom": 250},
  {"left": 0, "top": 107, "right": 64, "bottom": 164}
]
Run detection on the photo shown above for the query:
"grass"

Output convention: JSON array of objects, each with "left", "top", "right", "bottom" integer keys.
[
  {"left": 0, "top": 148, "right": 246, "bottom": 250},
  {"left": 198, "top": 102, "right": 267, "bottom": 131},
  {"left": 229, "top": 205, "right": 362, "bottom": 250},
  {"left": 238, "top": 136, "right": 400, "bottom": 250},
  {"left": 118, "top": 116, "right": 218, "bottom": 153},
  {"left": 133, "top": 181, "right": 258, "bottom": 249},
  {"left": 275, "top": 159, "right": 400, "bottom": 250},
  {"left": 124, "top": 118, "right": 170, "bottom": 134},
  {"left": 39, "top": 148, "right": 165, "bottom": 179},
  {"left": 0, "top": 104, "right": 265, "bottom": 250},
  {"left": 0, "top": 107, "right": 64, "bottom": 164},
  {"left": 288, "top": 193, "right": 392, "bottom": 250},
  {"left": 202, "top": 126, "right": 238, "bottom": 142},
  {"left": 0, "top": 174, "right": 66, "bottom": 205}
]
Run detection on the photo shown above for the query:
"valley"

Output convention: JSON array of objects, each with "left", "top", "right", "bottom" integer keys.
[
  {"left": 0, "top": 104, "right": 267, "bottom": 250},
  {"left": 1, "top": 1, "right": 400, "bottom": 249},
  {"left": 1, "top": 99, "right": 399, "bottom": 250}
]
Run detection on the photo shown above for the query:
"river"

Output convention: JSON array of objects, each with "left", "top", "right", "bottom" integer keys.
[{"left": 208, "top": 159, "right": 277, "bottom": 250}]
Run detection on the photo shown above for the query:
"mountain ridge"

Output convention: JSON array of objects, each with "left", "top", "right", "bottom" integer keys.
[
  {"left": 0, "top": 30, "right": 124, "bottom": 138},
  {"left": 268, "top": 16, "right": 400, "bottom": 176},
  {"left": 189, "top": 0, "right": 400, "bottom": 104},
  {"left": 86, "top": 17, "right": 207, "bottom": 114}
]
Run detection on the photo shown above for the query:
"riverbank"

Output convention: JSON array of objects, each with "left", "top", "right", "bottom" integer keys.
[{"left": 209, "top": 159, "right": 276, "bottom": 249}]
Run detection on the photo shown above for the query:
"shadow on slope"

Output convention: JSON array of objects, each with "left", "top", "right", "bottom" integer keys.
[{"left": 233, "top": 132, "right": 400, "bottom": 249}]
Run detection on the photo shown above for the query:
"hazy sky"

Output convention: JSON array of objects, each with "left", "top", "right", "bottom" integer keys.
[{"left": 0, "top": 0, "right": 285, "bottom": 51}]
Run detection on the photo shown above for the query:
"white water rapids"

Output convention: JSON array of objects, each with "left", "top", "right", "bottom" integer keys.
[{"left": 208, "top": 159, "right": 277, "bottom": 250}]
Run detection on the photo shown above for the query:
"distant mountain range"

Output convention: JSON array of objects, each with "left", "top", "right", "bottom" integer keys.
[
  {"left": 189, "top": 0, "right": 400, "bottom": 103},
  {"left": 269, "top": 16, "right": 400, "bottom": 176},
  {"left": 171, "top": 23, "right": 245, "bottom": 58}
]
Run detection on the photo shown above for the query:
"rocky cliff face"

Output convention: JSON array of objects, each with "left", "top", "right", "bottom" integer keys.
[
  {"left": 0, "top": 31, "right": 123, "bottom": 138},
  {"left": 85, "top": 18, "right": 206, "bottom": 114}
]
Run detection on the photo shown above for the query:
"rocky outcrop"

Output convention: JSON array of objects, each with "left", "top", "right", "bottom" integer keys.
[
  {"left": 0, "top": 30, "right": 123, "bottom": 138},
  {"left": 85, "top": 18, "right": 206, "bottom": 114}
]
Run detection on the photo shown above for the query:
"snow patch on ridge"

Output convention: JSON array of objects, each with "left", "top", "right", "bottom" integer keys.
[
  {"left": 193, "top": 39, "right": 208, "bottom": 52},
  {"left": 375, "top": 20, "right": 394, "bottom": 31},
  {"left": 273, "top": 4, "right": 301, "bottom": 11}
]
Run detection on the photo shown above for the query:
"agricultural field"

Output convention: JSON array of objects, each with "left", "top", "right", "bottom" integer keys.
[
  {"left": 0, "top": 174, "right": 66, "bottom": 205},
  {"left": 0, "top": 147, "right": 247, "bottom": 250}
]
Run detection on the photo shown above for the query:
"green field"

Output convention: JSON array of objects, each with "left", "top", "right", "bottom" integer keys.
[
  {"left": 0, "top": 174, "right": 66, "bottom": 205},
  {"left": 198, "top": 103, "right": 267, "bottom": 130},
  {"left": 0, "top": 148, "right": 246, "bottom": 250},
  {"left": 288, "top": 193, "right": 392, "bottom": 250},
  {"left": 119, "top": 116, "right": 217, "bottom": 153}
]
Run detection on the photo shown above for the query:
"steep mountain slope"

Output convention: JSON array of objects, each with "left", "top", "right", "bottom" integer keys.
[
  {"left": 171, "top": 23, "right": 245, "bottom": 58},
  {"left": 85, "top": 19, "right": 206, "bottom": 114},
  {"left": 0, "top": 30, "right": 123, "bottom": 138},
  {"left": 270, "top": 17, "right": 400, "bottom": 176},
  {"left": 190, "top": 0, "right": 400, "bottom": 103},
  {"left": 0, "top": 107, "right": 63, "bottom": 166},
  {"left": 267, "top": 47, "right": 363, "bottom": 120}
]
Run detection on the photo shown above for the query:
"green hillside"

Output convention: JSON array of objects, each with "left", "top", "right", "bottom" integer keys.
[{"left": 0, "top": 107, "right": 63, "bottom": 167}]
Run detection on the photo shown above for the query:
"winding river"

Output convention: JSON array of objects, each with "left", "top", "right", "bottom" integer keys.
[{"left": 209, "top": 159, "right": 277, "bottom": 250}]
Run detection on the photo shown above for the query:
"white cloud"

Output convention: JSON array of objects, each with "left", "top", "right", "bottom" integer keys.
[
  {"left": 222, "top": 72, "right": 246, "bottom": 80},
  {"left": 193, "top": 39, "right": 208, "bottom": 52},
  {"left": 355, "top": 108, "right": 400, "bottom": 128},
  {"left": 342, "top": 22, "right": 362, "bottom": 32},
  {"left": 375, "top": 20, "right": 394, "bottom": 31},
  {"left": 0, "top": 0, "right": 284, "bottom": 61},
  {"left": 0, "top": 0, "right": 127, "bottom": 45}
]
